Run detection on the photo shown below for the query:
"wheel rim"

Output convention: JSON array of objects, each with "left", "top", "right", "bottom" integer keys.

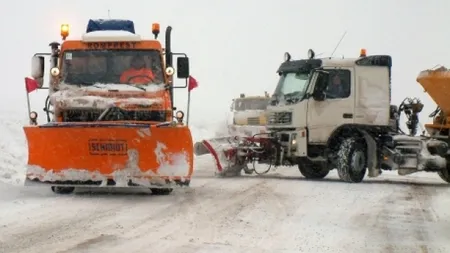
[{"left": 351, "top": 150, "right": 366, "bottom": 173}]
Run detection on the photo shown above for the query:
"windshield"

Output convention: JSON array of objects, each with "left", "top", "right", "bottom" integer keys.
[
  {"left": 234, "top": 98, "right": 269, "bottom": 111},
  {"left": 273, "top": 72, "right": 310, "bottom": 104},
  {"left": 60, "top": 50, "right": 164, "bottom": 85}
]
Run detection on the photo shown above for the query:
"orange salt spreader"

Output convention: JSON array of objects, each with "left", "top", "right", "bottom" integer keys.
[
  {"left": 23, "top": 19, "right": 194, "bottom": 195},
  {"left": 417, "top": 67, "right": 450, "bottom": 135}
]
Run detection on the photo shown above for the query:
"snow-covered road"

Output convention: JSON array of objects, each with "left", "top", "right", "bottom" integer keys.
[
  {"left": 1, "top": 159, "right": 450, "bottom": 253},
  {"left": 1, "top": 115, "right": 450, "bottom": 252}
]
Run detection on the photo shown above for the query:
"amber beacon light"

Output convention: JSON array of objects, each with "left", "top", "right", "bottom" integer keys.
[
  {"left": 360, "top": 48, "right": 367, "bottom": 57},
  {"left": 61, "top": 24, "right": 70, "bottom": 40},
  {"left": 152, "top": 23, "right": 160, "bottom": 39}
]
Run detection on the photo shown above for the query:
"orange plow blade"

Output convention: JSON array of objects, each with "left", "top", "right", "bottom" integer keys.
[{"left": 24, "top": 122, "right": 193, "bottom": 188}]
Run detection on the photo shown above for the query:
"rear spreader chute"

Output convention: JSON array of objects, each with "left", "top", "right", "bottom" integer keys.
[{"left": 24, "top": 122, "right": 193, "bottom": 188}]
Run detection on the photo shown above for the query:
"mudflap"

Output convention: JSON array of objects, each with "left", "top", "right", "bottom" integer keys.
[
  {"left": 23, "top": 122, "right": 193, "bottom": 188},
  {"left": 194, "top": 137, "right": 249, "bottom": 177}
]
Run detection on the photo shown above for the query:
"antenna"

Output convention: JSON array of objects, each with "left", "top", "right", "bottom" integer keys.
[
  {"left": 330, "top": 31, "right": 347, "bottom": 58},
  {"left": 108, "top": 9, "right": 111, "bottom": 18}
]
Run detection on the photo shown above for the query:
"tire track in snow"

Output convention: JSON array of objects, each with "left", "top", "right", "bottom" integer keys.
[
  {"left": 39, "top": 177, "right": 256, "bottom": 253},
  {"left": 0, "top": 196, "right": 138, "bottom": 253},
  {"left": 7, "top": 189, "right": 210, "bottom": 253},
  {"left": 0, "top": 157, "right": 222, "bottom": 253},
  {"left": 3, "top": 160, "right": 450, "bottom": 253},
  {"left": 76, "top": 178, "right": 293, "bottom": 252},
  {"left": 353, "top": 183, "right": 447, "bottom": 253},
  {"left": 118, "top": 180, "right": 270, "bottom": 243}
]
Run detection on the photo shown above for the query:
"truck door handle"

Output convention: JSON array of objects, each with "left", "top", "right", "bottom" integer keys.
[{"left": 343, "top": 113, "right": 353, "bottom": 119}]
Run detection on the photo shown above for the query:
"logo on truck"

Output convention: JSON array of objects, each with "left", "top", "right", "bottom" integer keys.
[
  {"left": 88, "top": 139, "right": 128, "bottom": 156},
  {"left": 86, "top": 42, "right": 138, "bottom": 49}
]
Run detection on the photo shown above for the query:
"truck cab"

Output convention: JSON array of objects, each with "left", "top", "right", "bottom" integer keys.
[
  {"left": 30, "top": 19, "right": 190, "bottom": 124},
  {"left": 24, "top": 19, "right": 195, "bottom": 194},
  {"left": 268, "top": 49, "right": 393, "bottom": 156}
]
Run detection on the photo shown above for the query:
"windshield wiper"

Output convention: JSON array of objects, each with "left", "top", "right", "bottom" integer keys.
[
  {"left": 92, "top": 83, "right": 146, "bottom": 91},
  {"left": 270, "top": 94, "right": 280, "bottom": 105},
  {"left": 284, "top": 92, "right": 302, "bottom": 104},
  {"left": 123, "top": 84, "right": 146, "bottom": 91},
  {"left": 92, "top": 84, "right": 103, "bottom": 89},
  {"left": 76, "top": 82, "right": 93, "bottom": 87},
  {"left": 284, "top": 91, "right": 301, "bottom": 97}
]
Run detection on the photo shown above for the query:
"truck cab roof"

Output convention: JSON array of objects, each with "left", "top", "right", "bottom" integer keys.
[{"left": 277, "top": 55, "right": 392, "bottom": 74}]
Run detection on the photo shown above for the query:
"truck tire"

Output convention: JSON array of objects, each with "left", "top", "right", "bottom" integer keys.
[
  {"left": 298, "top": 159, "right": 329, "bottom": 179},
  {"left": 150, "top": 188, "right": 173, "bottom": 195},
  {"left": 336, "top": 137, "right": 367, "bottom": 183},
  {"left": 51, "top": 186, "right": 75, "bottom": 194},
  {"left": 438, "top": 161, "right": 450, "bottom": 183}
]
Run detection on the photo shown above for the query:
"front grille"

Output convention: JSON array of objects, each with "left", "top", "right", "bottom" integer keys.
[
  {"left": 268, "top": 111, "right": 292, "bottom": 125},
  {"left": 100, "top": 108, "right": 167, "bottom": 122},
  {"left": 62, "top": 109, "right": 167, "bottom": 122},
  {"left": 247, "top": 117, "right": 260, "bottom": 125},
  {"left": 62, "top": 109, "right": 104, "bottom": 122}
]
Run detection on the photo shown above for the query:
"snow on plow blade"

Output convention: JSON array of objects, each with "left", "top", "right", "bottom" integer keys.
[
  {"left": 194, "top": 137, "right": 247, "bottom": 176},
  {"left": 24, "top": 122, "right": 193, "bottom": 188}
]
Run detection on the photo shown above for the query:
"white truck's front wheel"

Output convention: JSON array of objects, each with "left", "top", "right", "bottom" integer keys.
[
  {"left": 298, "top": 159, "right": 329, "bottom": 179},
  {"left": 337, "top": 137, "right": 367, "bottom": 183}
]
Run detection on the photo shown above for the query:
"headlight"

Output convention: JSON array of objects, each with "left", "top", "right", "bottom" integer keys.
[
  {"left": 165, "top": 67, "right": 174, "bottom": 76},
  {"left": 30, "top": 111, "right": 38, "bottom": 120},
  {"left": 50, "top": 67, "right": 60, "bottom": 76},
  {"left": 291, "top": 133, "right": 297, "bottom": 146},
  {"left": 176, "top": 110, "right": 184, "bottom": 120}
]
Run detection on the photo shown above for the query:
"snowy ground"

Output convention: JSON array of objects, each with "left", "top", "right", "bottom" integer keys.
[{"left": 1, "top": 115, "right": 450, "bottom": 253}]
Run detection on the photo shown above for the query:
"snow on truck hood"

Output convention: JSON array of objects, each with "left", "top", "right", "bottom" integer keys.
[{"left": 51, "top": 83, "right": 166, "bottom": 109}]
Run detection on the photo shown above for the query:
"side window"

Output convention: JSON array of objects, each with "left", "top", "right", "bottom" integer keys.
[{"left": 324, "top": 69, "right": 351, "bottom": 99}]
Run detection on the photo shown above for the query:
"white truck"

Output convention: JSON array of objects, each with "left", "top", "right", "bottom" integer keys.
[
  {"left": 227, "top": 93, "right": 270, "bottom": 137},
  {"left": 194, "top": 49, "right": 450, "bottom": 183}
]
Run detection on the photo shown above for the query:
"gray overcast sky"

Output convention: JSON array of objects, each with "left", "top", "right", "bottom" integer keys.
[{"left": 2, "top": 0, "right": 450, "bottom": 126}]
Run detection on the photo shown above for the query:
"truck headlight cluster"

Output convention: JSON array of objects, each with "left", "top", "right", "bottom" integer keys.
[
  {"left": 175, "top": 110, "right": 184, "bottom": 123},
  {"left": 291, "top": 133, "right": 297, "bottom": 146},
  {"left": 29, "top": 111, "right": 38, "bottom": 125}
]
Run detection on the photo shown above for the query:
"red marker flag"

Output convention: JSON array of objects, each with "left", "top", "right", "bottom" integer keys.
[
  {"left": 25, "top": 77, "right": 39, "bottom": 93},
  {"left": 188, "top": 75, "right": 198, "bottom": 92}
]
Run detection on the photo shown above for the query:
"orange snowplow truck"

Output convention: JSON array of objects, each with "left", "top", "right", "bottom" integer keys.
[{"left": 24, "top": 19, "right": 193, "bottom": 195}]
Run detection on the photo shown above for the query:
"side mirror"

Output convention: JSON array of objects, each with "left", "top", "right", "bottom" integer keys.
[
  {"left": 176, "top": 57, "right": 190, "bottom": 79},
  {"left": 31, "top": 56, "right": 44, "bottom": 79},
  {"left": 312, "top": 91, "right": 325, "bottom": 101}
]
